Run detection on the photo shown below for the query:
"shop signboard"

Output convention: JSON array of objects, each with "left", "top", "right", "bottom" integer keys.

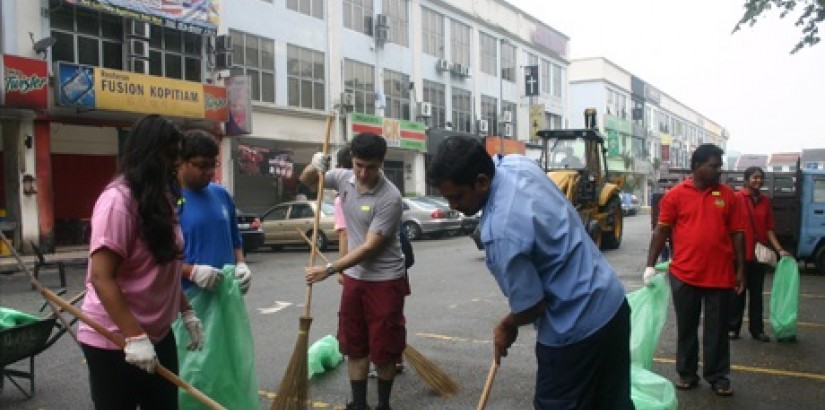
[
  {"left": 349, "top": 113, "right": 427, "bottom": 152},
  {"left": 225, "top": 76, "right": 252, "bottom": 136},
  {"left": 485, "top": 137, "right": 526, "bottom": 156},
  {"left": 65, "top": 0, "right": 219, "bottom": 35},
  {"left": 55, "top": 62, "right": 227, "bottom": 121},
  {"left": 1, "top": 54, "right": 49, "bottom": 110}
]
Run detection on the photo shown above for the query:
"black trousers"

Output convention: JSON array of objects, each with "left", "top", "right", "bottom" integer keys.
[
  {"left": 730, "top": 260, "right": 767, "bottom": 336},
  {"left": 81, "top": 331, "right": 179, "bottom": 410},
  {"left": 534, "top": 300, "right": 634, "bottom": 410},
  {"left": 669, "top": 274, "right": 731, "bottom": 384}
]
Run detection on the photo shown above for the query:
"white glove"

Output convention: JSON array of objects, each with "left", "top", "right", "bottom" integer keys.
[
  {"left": 124, "top": 334, "right": 157, "bottom": 373},
  {"left": 643, "top": 267, "right": 658, "bottom": 287},
  {"left": 182, "top": 309, "right": 204, "bottom": 351},
  {"left": 310, "top": 152, "right": 331, "bottom": 173},
  {"left": 235, "top": 262, "right": 252, "bottom": 294},
  {"left": 190, "top": 264, "right": 222, "bottom": 290}
]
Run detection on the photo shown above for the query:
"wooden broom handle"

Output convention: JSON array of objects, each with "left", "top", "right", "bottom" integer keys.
[
  {"left": 303, "top": 114, "right": 334, "bottom": 317},
  {"left": 476, "top": 359, "right": 499, "bottom": 410}
]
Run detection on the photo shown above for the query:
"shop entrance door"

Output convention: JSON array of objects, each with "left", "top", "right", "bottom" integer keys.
[{"left": 383, "top": 160, "right": 404, "bottom": 196}]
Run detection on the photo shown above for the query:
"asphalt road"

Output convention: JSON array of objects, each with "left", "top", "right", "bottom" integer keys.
[{"left": 1, "top": 214, "right": 824, "bottom": 409}]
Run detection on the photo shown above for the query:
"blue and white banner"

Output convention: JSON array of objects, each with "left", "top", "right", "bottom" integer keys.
[{"left": 65, "top": 0, "right": 219, "bottom": 35}]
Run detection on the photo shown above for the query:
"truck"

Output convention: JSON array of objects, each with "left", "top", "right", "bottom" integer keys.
[
  {"left": 655, "top": 166, "right": 825, "bottom": 272},
  {"left": 536, "top": 109, "right": 624, "bottom": 249}
]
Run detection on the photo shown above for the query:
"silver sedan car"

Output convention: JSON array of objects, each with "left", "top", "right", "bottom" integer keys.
[{"left": 401, "top": 197, "right": 463, "bottom": 240}]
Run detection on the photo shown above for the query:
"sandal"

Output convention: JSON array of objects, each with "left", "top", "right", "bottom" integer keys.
[
  {"left": 674, "top": 379, "right": 699, "bottom": 390},
  {"left": 711, "top": 379, "right": 734, "bottom": 397}
]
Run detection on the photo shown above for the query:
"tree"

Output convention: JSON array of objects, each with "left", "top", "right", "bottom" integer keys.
[{"left": 734, "top": 0, "right": 825, "bottom": 53}]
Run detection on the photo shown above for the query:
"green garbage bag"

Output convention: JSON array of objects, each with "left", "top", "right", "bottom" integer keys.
[
  {"left": 654, "top": 261, "right": 670, "bottom": 273},
  {"left": 627, "top": 274, "right": 670, "bottom": 370},
  {"left": 631, "top": 365, "right": 678, "bottom": 410},
  {"left": 770, "top": 256, "right": 800, "bottom": 341},
  {"left": 307, "top": 334, "right": 344, "bottom": 379},
  {"left": 173, "top": 265, "right": 260, "bottom": 410},
  {"left": 0, "top": 307, "right": 40, "bottom": 330}
]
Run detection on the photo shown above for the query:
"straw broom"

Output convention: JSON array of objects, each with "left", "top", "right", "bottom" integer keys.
[
  {"left": 295, "top": 229, "right": 460, "bottom": 398},
  {"left": 0, "top": 232, "right": 225, "bottom": 410},
  {"left": 270, "top": 115, "right": 334, "bottom": 410},
  {"left": 476, "top": 359, "right": 499, "bottom": 410}
]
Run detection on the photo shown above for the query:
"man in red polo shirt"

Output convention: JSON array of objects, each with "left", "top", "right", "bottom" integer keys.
[{"left": 643, "top": 143, "right": 746, "bottom": 397}]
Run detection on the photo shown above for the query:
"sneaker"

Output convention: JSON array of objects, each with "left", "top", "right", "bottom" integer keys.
[
  {"left": 368, "top": 367, "right": 378, "bottom": 378},
  {"left": 345, "top": 403, "right": 371, "bottom": 410},
  {"left": 395, "top": 362, "right": 404, "bottom": 374}
]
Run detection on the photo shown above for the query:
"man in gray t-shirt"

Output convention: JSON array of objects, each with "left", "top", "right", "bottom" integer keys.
[{"left": 301, "top": 133, "right": 406, "bottom": 410}]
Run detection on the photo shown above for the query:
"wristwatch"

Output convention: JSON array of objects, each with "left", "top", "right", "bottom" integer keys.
[{"left": 325, "top": 263, "right": 336, "bottom": 276}]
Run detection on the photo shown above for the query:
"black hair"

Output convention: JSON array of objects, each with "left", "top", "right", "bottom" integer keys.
[
  {"left": 181, "top": 129, "right": 219, "bottom": 160},
  {"left": 690, "top": 143, "right": 724, "bottom": 170},
  {"left": 350, "top": 133, "right": 386, "bottom": 161},
  {"left": 118, "top": 115, "right": 183, "bottom": 264},
  {"left": 336, "top": 145, "right": 353, "bottom": 169},
  {"left": 744, "top": 166, "right": 764, "bottom": 181},
  {"left": 426, "top": 136, "right": 494, "bottom": 187}
]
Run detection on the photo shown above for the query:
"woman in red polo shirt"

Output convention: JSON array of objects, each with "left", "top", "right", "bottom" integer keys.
[{"left": 729, "top": 166, "right": 791, "bottom": 342}]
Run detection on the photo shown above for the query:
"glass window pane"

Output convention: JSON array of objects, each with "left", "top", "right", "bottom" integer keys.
[
  {"left": 262, "top": 72, "right": 275, "bottom": 103},
  {"left": 149, "top": 50, "right": 163, "bottom": 76},
  {"left": 185, "top": 57, "right": 201, "bottom": 82},
  {"left": 248, "top": 69, "right": 261, "bottom": 101},
  {"left": 78, "top": 36, "right": 99, "bottom": 66},
  {"left": 231, "top": 31, "right": 243, "bottom": 63},
  {"left": 149, "top": 25, "right": 163, "bottom": 48},
  {"left": 100, "top": 14, "right": 121, "bottom": 39},
  {"left": 261, "top": 39, "right": 274, "bottom": 70},
  {"left": 50, "top": 5, "right": 74, "bottom": 31},
  {"left": 313, "top": 55, "right": 324, "bottom": 80},
  {"left": 288, "top": 78, "right": 299, "bottom": 106},
  {"left": 314, "top": 83, "right": 325, "bottom": 109},
  {"left": 165, "top": 29, "right": 182, "bottom": 52},
  {"left": 313, "top": 0, "right": 323, "bottom": 18},
  {"left": 76, "top": 9, "right": 99, "bottom": 36},
  {"left": 245, "top": 36, "right": 259, "bottom": 67},
  {"left": 165, "top": 54, "right": 182, "bottom": 79},
  {"left": 301, "top": 80, "right": 312, "bottom": 108},
  {"left": 184, "top": 33, "right": 201, "bottom": 54},
  {"left": 102, "top": 41, "right": 123, "bottom": 69},
  {"left": 51, "top": 31, "right": 75, "bottom": 63}
]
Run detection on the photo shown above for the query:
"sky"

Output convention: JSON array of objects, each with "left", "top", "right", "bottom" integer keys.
[{"left": 505, "top": 0, "right": 825, "bottom": 156}]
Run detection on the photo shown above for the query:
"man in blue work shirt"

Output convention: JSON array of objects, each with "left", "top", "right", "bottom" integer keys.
[{"left": 426, "top": 136, "right": 633, "bottom": 409}]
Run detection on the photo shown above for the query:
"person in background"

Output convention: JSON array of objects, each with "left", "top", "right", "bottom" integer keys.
[
  {"left": 175, "top": 130, "right": 257, "bottom": 408},
  {"left": 78, "top": 114, "right": 204, "bottom": 409},
  {"left": 427, "top": 136, "right": 633, "bottom": 409},
  {"left": 334, "top": 145, "right": 354, "bottom": 284},
  {"left": 301, "top": 133, "right": 407, "bottom": 410},
  {"left": 729, "top": 166, "right": 791, "bottom": 342},
  {"left": 644, "top": 143, "right": 746, "bottom": 397}
]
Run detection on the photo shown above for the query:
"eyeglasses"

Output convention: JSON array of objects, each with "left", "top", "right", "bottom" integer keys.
[{"left": 187, "top": 160, "right": 219, "bottom": 171}]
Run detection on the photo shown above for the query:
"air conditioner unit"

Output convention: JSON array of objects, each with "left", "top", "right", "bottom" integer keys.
[
  {"left": 129, "top": 20, "right": 150, "bottom": 39},
  {"left": 477, "top": 119, "right": 489, "bottom": 134},
  {"left": 503, "top": 123, "right": 514, "bottom": 138},
  {"left": 451, "top": 63, "right": 464, "bottom": 75},
  {"left": 215, "top": 52, "right": 233, "bottom": 70},
  {"left": 215, "top": 34, "right": 232, "bottom": 53},
  {"left": 130, "top": 57, "right": 149, "bottom": 74},
  {"left": 435, "top": 59, "right": 450, "bottom": 72},
  {"left": 500, "top": 110, "right": 513, "bottom": 123},
  {"left": 129, "top": 39, "right": 150, "bottom": 59},
  {"left": 340, "top": 92, "right": 355, "bottom": 107},
  {"left": 461, "top": 65, "right": 471, "bottom": 77},
  {"left": 419, "top": 102, "right": 432, "bottom": 118},
  {"left": 375, "top": 14, "right": 389, "bottom": 28}
]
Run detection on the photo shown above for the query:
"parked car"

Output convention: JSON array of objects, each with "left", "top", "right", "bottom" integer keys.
[
  {"left": 236, "top": 208, "right": 264, "bottom": 254},
  {"left": 413, "top": 196, "right": 479, "bottom": 234},
  {"left": 401, "top": 197, "right": 463, "bottom": 240},
  {"left": 620, "top": 192, "right": 640, "bottom": 216},
  {"left": 259, "top": 200, "right": 338, "bottom": 251}
]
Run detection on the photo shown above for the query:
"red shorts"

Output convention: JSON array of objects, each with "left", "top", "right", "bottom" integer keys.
[{"left": 338, "top": 275, "right": 407, "bottom": 365}]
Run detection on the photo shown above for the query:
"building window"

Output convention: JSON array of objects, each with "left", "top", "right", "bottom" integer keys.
[
  {"left": 50, "top": 2, "right": 124, "bottom": 70},
  {"left": 450, "top": 20, "right": 470, "bottom": 67},
  {"left": 481, "top": 95, "right": 498, "bottom": 136},
  {"left": 344, "top": 0, "right": 374, "bottom": 34},
  {"left": 541, "top": 60, "right": 550, "bottom": 94},
  {"left": 501, "top": 41, "right": 516, "bottom": 82},
  {"left": 421, "top": 7, "right": 444, "bottom": 58},
  {"left": 230, "top": 30, "right": 275, "bottom": 103},
  {"left": 148, "top": 25, "right": 203, "bottom": 81},
  {"left": 286, "top": 0, "right": 323, "bottom": 18},
  {"left": 383, "top": 0, "right": 409, "bottom": 47},
  {"left": 345, "top": 59, "right": 375, "bottom": 114},
  {"left": 383, "top": 69, "right": 411, "bottom": 120},
  {"left": 451, "top": 87, "right": 472, "bottom": 133},
  {"left": 423, "top": 80, "right": 446, "bottom": 128},
  {"left": 551, "top": 63, "right": 563, "bottom": 98},
  {"left": 503, "top": 101, "right": 517, "bottom": 138},
  {"left": 287, "top": 45, "right": 325, "bottom": 110},
  {"left": 525, "top": 52, "right": 538, "bottom": 67},
  {"left": 479, "top": 33, "right": 497, "bottom": 76}
]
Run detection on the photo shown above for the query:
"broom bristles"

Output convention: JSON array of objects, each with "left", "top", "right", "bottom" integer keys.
[
  {"left": 403, "top": 344, "right": 460, "bottom": 397},
  {"left": 270, "top": 317, "right": 312, "bottom": 410}
]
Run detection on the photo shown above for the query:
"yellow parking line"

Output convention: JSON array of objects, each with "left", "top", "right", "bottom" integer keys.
[{"left": 653, "top": 358, "right": 825, "bottom": 382}]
